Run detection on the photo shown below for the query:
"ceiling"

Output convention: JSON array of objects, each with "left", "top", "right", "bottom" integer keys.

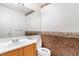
[
  {"left": 0, "top": 3, "right": 34, "bottom": 15},
  {"left": 0, "top": 3, "right": 51, "bottom": 16}
]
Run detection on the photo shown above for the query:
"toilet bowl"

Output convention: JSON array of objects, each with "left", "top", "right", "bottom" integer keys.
[
  {"left": 36, "top": 40, "right": 51, "bottom": 56},
  {"left": 37, "top": 47, "right": 51, "bottom": 56},
  {"left": 33, "top": 35, "right": 51, "bottom": 56}
]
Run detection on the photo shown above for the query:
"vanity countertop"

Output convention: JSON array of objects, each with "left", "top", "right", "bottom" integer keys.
[{"left": 0, "top": 38, "right": 36, "bottom": 54}]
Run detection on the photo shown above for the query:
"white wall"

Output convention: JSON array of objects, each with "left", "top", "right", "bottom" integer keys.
[
  {"left": 0, "top": 5, "right": 28, "bottom": 38},
  {"left": 25, "top": 10, "right": 41, "bottom": 31},
  {"left": 41, "top": 3, "right": 79, "bottom": 32},
  {"left": 1, "top": 3, "right": 79, "bottom": 38}
]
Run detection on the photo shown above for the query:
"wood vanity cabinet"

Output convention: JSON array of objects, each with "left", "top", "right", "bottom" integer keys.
[
  {"left": 0, "top": 48, "right": 23, "bottom": 56},
  {"left": 0, "top": 43, "right": 36, "bottom": 56},
  {"left": 23, "top": 43, "right": 36, "bottom": 56}
]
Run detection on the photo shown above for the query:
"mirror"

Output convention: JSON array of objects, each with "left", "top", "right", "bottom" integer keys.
[{"left": 0, "top": 3, "right": 41, "bottom": 38}]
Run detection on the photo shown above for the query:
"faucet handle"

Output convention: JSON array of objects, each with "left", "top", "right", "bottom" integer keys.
[{"left": 12, "top": 39, "right": 18, "bottom": 43}]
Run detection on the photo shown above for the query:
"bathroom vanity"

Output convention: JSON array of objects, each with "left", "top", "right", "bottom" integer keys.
[
  {"left": 0, "top": 36, "right": 37, "bottom": 56},
  {"left": 0, "top": 43, "right": 36, "bottom": 56}
]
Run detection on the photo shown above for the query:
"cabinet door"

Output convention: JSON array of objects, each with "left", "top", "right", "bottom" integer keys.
[
  {"left": 0, "top": 48, "right": 23, "bottom": 56},
  {"left": 23, "top": 43, "right": 36, "bottom": 56},
  {"left": 17, "top": 48, "right": 23, "bottom": 56},
  {"left": 0, "top": 50, "right": 17, "bottom": 56}
]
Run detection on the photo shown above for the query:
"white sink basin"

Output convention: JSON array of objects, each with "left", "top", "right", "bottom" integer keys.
[
  {"left": 0, "top": 41, "right": 12, "bottom": 46},
  {"left": 0, "top": 39, "right": 30, "bottom": 48},
  {"left": 18, "top": 38, "right": 31, "bottom": 42},
  {"left": 8, "top": 39, "right": 31, "bottom": 46}
]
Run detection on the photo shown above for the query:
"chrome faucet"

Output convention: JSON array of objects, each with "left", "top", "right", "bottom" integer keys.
[{"left": 12, "top": 39, "right": 19, "bottom": 43}]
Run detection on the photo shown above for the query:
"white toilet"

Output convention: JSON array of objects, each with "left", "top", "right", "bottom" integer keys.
[
  {"left": 34, "top": 35, "right": 51, "bottom": 56},
  {"left": 37, "top": 47, "right": 51, "bottom": 56}
]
